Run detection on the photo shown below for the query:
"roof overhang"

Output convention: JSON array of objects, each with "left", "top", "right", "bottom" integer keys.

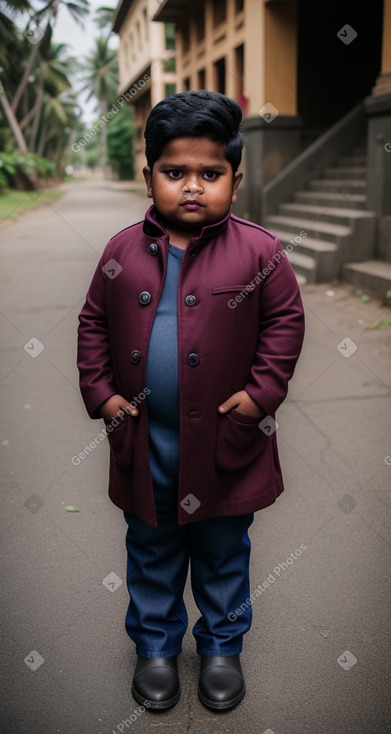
[
  {"left": 152, "top": 0, "right": 189, "bottom": 22},
  {"left": 112, "top": 0, "right": 134, "bottom": 33}
]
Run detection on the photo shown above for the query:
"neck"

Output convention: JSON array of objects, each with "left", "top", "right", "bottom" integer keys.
[{"left": 165, "top": 224, "right": 201, "bottom": 250}]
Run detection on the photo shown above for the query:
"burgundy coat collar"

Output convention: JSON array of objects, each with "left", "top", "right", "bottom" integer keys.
[{"left": 142, "top": 204, "right": 231, "bottom": 245}]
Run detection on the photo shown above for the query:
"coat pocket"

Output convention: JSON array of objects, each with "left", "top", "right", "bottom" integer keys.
[
  {"left": 216, "top": 409, "right": 268, "bottom": 472},
  {"left": 105, "top": 415, "right": 136, "bottom": 470}
]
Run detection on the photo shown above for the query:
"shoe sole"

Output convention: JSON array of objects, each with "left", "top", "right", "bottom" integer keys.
[
  {"left": 197, "top": 683, "right": 246, "bottom": 711},
  {"left": 131, "top": 683, "right": 181, "bottom": 711}
]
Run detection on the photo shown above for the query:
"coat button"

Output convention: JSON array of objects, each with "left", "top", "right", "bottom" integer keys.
[
  {"left": 185, "top": 294, "right": 196, "bottom": 306},
  {"left": 130, "top": 350, "right": 141, "bottom": 364},
  {"left": 139, "top": 291, "right": 151, "bottom": 305},
  {"left": 148, "top": 243, "right": 158, "bottom": 255},
  {"left": 187, "top": 353, "right": 200, "bottom": 367}
]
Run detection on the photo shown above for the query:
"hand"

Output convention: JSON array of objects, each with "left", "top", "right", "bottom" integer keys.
[
  {"left": 218, "top": 390, "right": 265, "bottom": 419},
  {"left": 99, "top": 394, "right": 139, "bottom": 421}
]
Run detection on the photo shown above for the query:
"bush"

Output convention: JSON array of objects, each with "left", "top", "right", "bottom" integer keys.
[{"left": 0, "top": 148, "right": 56, "bottom": 191}]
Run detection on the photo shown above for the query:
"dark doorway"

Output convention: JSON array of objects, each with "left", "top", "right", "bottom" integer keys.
[{"left": 297, "top": 0, "right": 383, "bottom": 140}]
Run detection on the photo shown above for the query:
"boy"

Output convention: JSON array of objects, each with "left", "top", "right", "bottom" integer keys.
[{"left": 77, "top": 90, "right": 305, "bottom": 712}]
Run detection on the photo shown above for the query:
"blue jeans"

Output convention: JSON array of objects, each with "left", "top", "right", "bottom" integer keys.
[{"left": 124, "top": 510, "right": 254, "bottom": 658}]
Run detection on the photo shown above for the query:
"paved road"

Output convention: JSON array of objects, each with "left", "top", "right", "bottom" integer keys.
[{"left": 0, "top": 180, "right": 390, "bottom": 734}]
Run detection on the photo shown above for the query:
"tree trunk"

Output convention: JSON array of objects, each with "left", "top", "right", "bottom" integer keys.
[
  {"left": 28, "top": 85, "right": 44, "bottom": 151},
  {"left": 11, "top": 36, "right": 42, "bottom": 114},
  {"left": 36, "top": 119, "right": 49, "bottom": 158},
  {"left": 100, "top": 101, "right": 108, "bottom": 173},
  {"left": 0, "top": 83, "right": 28, "bottom": 153}
]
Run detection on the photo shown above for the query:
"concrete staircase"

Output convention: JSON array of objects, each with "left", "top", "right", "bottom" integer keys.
[{"left": 264, "top": 146, "right": 376, "bottom": 284}]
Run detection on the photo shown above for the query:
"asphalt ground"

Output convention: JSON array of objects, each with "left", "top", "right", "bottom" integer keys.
[{"left": 0, "top": 180, "right": 390, "bottom": 734}]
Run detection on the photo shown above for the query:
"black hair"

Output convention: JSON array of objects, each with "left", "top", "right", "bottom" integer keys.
[{"left": 144, "top": 90, "right": 244, "bottom": 172}]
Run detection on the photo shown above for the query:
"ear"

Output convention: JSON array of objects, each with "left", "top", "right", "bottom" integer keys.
[
  {"left": 231, "top": 170, "right": 243, "bottom": 204},
  {"left": 143, "top": 166, "right": 153, "bottom": 198}
]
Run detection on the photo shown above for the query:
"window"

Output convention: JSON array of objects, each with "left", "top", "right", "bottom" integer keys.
[
  {"left": 164, "top": 57, "right": 176, "bottom": 72},
  {"left": 214, "top": 57, "right": 225, "bottom": 94},
  {"left": 213, "top": 0, "right": 226, "bottom": 27},
  {"left": 183, "top": 77, "right": 191, "bottom": 91},
  {"left": 236, "top": 0, "right": 244, "bottom": 13},
  {"left": 165, "top": 83, "right": 176, "bottom": 96},
  {"left": 136, "top": 20, "right": 141, "bottom": 50},
  {"left": 143, "top": 6, "right": 148, "bottom": 40},
  {"left": 165, "top": 22, "right": 176, "bottom": 50},
  {"left": 195, "top": 2, "right": 205, "bottom": 42},
  {"left": 181, "top": 22, "right": 190, "bottom": 54},
  {"left": 198, "top": 68, "right": 206, "bottom": 89},
  {"left": 235, "top": 44, "right": 244, "bottom": 95}
]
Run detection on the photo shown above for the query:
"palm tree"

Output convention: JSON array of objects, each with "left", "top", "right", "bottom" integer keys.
[
  {"left": 94, "top": 4, "right": 115, "bottom": 36},
  {"left": 11, "top": 0, "right": 89, "bottom": 117},
  {"left": 27, "top": 41, "right": 73, "bottom": 151},
  {"left": 81, "top": 36, "right": 118, "bottom": 169},
  {"left": 0, "top": 0, "right": 31, "bottom": 151}
]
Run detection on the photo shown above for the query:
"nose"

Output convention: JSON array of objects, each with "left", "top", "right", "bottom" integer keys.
[{"left": 182, "top": 178, "right": 203, "bottom": 199}]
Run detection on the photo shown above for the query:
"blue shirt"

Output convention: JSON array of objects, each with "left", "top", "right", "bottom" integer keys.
[{"left": 145, "top": 244, "right": 185, "bottom": 498}]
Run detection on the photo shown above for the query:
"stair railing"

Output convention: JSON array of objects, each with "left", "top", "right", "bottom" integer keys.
[{"left": 261, "top": 101, "right": 367, "bottom": 219}]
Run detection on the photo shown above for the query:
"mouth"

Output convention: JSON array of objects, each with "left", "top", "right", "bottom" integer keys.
[{"left": 180, "top": 200, "right": 205, "bottom": 210}]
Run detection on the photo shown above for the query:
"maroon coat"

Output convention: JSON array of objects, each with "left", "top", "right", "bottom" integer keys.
[{"left": 77, "top": 205, "right": 305, "bottom": 527}]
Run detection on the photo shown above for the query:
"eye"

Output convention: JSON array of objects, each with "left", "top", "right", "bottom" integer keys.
[
  {"left": 202, "top": 171, "right": 220, "bottom": 181},
  {"left": 167, "top": 170, "right": 183, "bottom": 179}
]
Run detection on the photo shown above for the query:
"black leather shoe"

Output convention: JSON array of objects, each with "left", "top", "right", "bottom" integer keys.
[
  {"left": 198, "top": 654, "right": 245, "bottom": 711},
  {"left": 131, "top": 655, "right": 180, "bottom": 710}
]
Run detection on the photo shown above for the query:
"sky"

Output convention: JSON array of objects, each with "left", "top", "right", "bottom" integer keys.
[
  {"left": 9, "top": 0, "right": 119, "bottom": 123},
  {"left": 46, "top": 0, "right": 119, "bottom": 124},
  {"left": 52, "top": 0, "right": 118, "bottom": 55}
]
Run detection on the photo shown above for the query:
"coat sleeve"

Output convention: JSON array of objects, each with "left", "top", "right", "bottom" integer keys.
[
  {"left": 244, "top": 237, "right": 305, "bottom": 416},
  {"left": 77, "top": 250, "right": 117, "bottom": 419}
]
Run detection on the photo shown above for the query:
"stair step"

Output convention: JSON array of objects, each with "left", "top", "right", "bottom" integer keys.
[
  {"left": 285, "top": 251, "right": 317, "bottom": 283},
  {"left": 342, "top": 260, "right": 391, "bottom": 298},
  {"left": 295, "top": 190, "right": 367, "bottom": 210},
  {"left": 324, "top": 166, "right": 366, "bottom": 179},
  {"left": 286, "top": 251, "right": 316, "bottom": 269},
  {"left": 338, "top": 155, "right": 367, "bottom": 167},
  {"left": 266, "top": 215, "right": 351, "bottom": 243},
  {"left": 272, "top": 229, "right": 337, "bottom": 254},
  {"left": 279, "top": 203, "right": 375, "bottom": 226},
  {"left": 295, "top": 273, "right": 308, "bottom": 286},
  {"left": 309, "top": 179, "right": 367, "bottom": 193},
  {"left": 272, "top": 229, "right": 339, "bottom": 282}
]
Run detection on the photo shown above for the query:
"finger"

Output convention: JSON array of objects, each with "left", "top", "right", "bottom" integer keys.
[
  {"left": 122, "top": 403, "right": 139, "bottom": 417},
  {"left": 218, "top": 395, "right": 239, "bottom": 413}
]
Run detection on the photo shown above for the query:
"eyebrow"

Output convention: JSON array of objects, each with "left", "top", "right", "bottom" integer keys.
[{"left": 158, "top": 163, "right": 228, "bottom": 171}]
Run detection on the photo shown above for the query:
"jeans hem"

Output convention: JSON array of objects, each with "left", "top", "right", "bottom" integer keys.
[
  {"left": 135, "top": 647, "right": 182, "bottom": 659},
  {"left": 196, "top": 646, "right": 243, "bottom": 656}
]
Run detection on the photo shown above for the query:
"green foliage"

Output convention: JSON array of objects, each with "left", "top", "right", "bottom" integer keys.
[
  {"left": 107, "top": 108, "right": 134, "bottom": 180},
  {"left": 0, "top": 148, "right": 56, "bottom": 190}
]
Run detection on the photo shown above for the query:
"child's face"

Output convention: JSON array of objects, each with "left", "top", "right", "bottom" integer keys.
[{"left": 143, "top": 137, "right": 242, "bottom": 234}]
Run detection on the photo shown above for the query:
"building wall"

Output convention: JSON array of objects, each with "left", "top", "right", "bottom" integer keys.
[
  {"left": 115, "top": 0, "right": 177, "bottom": 178},
  {"left": 175, "top": 0, "right": 298, "bottom": 117}
]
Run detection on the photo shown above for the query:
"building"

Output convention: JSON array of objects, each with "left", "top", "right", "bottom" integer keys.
[
  {"left": 112, "top": 0, "right": 177, "bottom": 178},
  {"left": 116, "top": 0, "right": 391, "bottom": 294}
]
